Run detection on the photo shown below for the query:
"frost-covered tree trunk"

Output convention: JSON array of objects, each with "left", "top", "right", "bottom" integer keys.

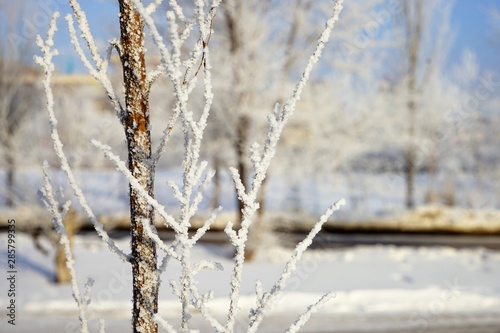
[{"left": 117, "top": 1, "right": 158, "bottom": 331}]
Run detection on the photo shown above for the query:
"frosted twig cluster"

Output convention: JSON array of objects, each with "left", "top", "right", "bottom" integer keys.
[
  {"left": 39, "top": 162, "right": 93, "bottom": 333},
  {"left": 224, "top": 2, "right": 345, "bottom": 331},
  {"left": 66, "top": 0, "right": 125, "bottom": 122},
  {"left": 34, "top": 13, "right": 129, "bottom": 263},
  {"left": 36, "top": 0, "right": 345, "bottom": 332}
]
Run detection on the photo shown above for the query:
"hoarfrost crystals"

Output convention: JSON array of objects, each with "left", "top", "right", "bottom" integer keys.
[{"left": 37, "top": 0, "right": 345, "bottom": 332}]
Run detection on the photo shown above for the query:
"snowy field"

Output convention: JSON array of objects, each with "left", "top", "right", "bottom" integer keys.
[
  {"left": 1, "top": 168, "right": 499, "bottom": 223},
  {"left": 1, "top": 232, "right": 500, "bottom": 332},
  {"left": 1, "top": 169, "right": 500, "bottom": 332}
]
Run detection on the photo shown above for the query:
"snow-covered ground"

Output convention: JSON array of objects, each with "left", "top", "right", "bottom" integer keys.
[
  {"left": 1, "top": 169, "right": 500, "bottom": 331},
  {"left": 1, "top": 168, "right": 499, "bottom": 219},
  {"left": 1, "top": 232, "right": 500, "bottom": 332},
  {"left": 2, "top": 169, "right": 500, "bottom": 235}
]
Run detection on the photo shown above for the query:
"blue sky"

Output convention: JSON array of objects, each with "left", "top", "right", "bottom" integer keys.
[
  {"left": 4, "top": 0, "right": 499, "bottom": 76},
  {"left": 450, "top": 0, "right": 499, "bottom": 75}
]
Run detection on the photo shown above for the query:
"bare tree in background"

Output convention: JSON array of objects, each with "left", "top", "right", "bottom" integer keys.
[
  {"left": 219, "top": 0, "right": 261, "bottom": 226},
  {"left": 397, "top": 0, "right": 453, "bottom": 209},
  {"left": 400, "top": 0, "right": 423, "bottom": 209},
  {"left": 0, "top": 4, "right": 39, "bottom": 207},
  {"left": 216, "top": 0, "right": 318, "bottom": 259}
]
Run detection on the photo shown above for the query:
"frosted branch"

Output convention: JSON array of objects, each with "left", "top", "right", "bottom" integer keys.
[
  {"left": 158, "top": 240, "right": 180, "bottom": 274},
  {"left": 154, "top": 313, "right": 177, "bottom": 333},
  {"left": 251, "top": 0, "right": 345, "bottom": 202},
  {"left": 194, "top": 301, "right": 225, "bottom": 332},
  {"left": 224, "top": 221, "right": 238, "bottom": 245},
  {"left": 192, "top": 259, "right": 223, "bottom": 275},
  {"left": 142, "top": 219, "right": 180, "bottom": 261},
  {"left": 168, "top": 180, "right": 185, "bottom": 205},
  {"left": 188, "top": 167, "right": 215, "bottom": 218},
  {"left": 130, "top": 0, "right": 177, "bottom": 84},
  {"left": 168, "top": 0, "right": 188, "bottom": 23},
  {"left": 146, "top": 0, "right": 164, "bottom": 14},
  {"left": 224, "top": 3, "right": 344, "bottom": 327},
  {"left": 39, "top": 162, "right": 90, "bottom": 333},
  {"left": 229, "top": 167, "right": 248, "bottom": 205},
  {"left": 82, "top": 277, "right": 95, "bottom": 309},
  {"left": 147, "top": 63, "right": 166, "bottom": 87},
  {"left": 103, "top": 38, "right": 119, "bottom": 75},
  {"left": 65, "top": 14, "right": 96, "bottom": 75},
  {"left": 249, "top": 142, "right": 262, "bottom": 170},
  {"left": 92, "top": 140, "right": 182, "bottom": 234},
  {"left": 247, "top": 199, "right": 345, "bottom": 333},
  {"left": 67, "top": 0, "right": 104, "bottom": 69},
  {"left": 255, "top": 280, "right": 264, "bottom": 301},
  {"left": 35, "top": 15, "right": 129, "bottom": 263},
  {"left": 66, "top": 14, "right": 125, "bottom": 123},
  {"left": 35, "top": 0, "right": 347, "bottom": 332},
  {"left": 285, "top": 292, "right": 336, "bottom": 333},
  {"left": 167, "top": 10, "right": 182, "bottom": 73},
  {"left": 189, "top": 207, "right": 221, "bottom": 245},
  {"left": 170, "top": 279, "right": 182, "bottom": 299}
]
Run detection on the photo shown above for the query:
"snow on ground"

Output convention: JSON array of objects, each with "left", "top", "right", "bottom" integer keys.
[
  {"left": 1, "top": 232, "right": 500, "bottom": 332},
  {"left": 1, "top": 169, "right": 500, "bottom": 331},
  {"left": 1, "top": 168, "right": 499, "bottom": 219},
  {"left": 2, "top": 169, "right": 500, "bottom": 234}
]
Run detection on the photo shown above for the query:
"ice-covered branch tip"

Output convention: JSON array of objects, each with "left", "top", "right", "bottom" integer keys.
[
  {"left": 246, "top": 198, "right": 345, "bottom": 333},
  {"left": 226, "top": 0, "right": 345, "bottom": 214},
  {"left": 287, "top": 0, "right": 344, "bottom": 108},
  {"left": 285, "top": 292, "right": 336, "bottom": 333},
  {"left": 65, "top": 12, "right": 124, "bottom": 124},
  {"left": 146, "top": 0, "right": 164, "bottom": 15},
  {"left": 254, "top": 0, "right": 344, "bottom": 189},
  {"left": 67, "top": 0, "right": 104, "bottom": 69}
]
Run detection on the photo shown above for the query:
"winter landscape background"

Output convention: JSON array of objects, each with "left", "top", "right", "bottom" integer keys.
[{"left": 1, "top": 0, "right": 500, "bottom": 332}]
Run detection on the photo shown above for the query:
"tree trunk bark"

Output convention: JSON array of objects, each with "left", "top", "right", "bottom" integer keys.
[{"left": 118, "top": 1, "right": 158, "bottom": 332}]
